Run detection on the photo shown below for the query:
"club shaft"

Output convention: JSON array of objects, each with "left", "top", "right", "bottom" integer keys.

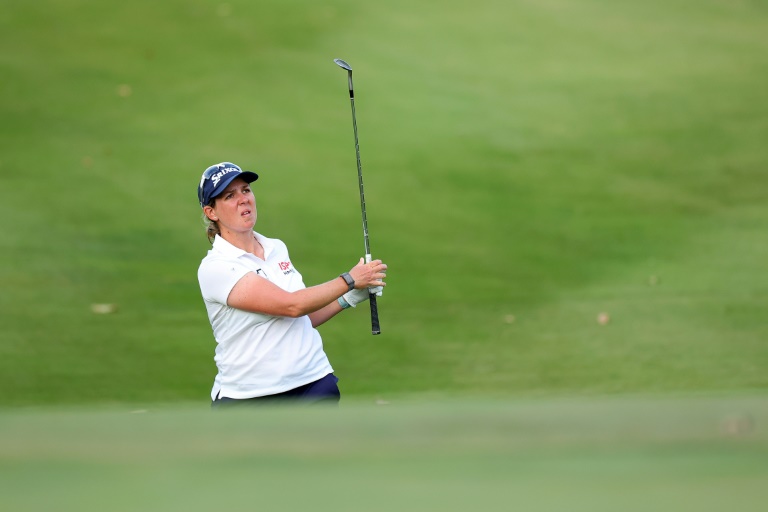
[
  {"left": 349, "top": 97, "right": 372, "bottom": 258},
  {"left": 344, "top": 68, "right": 380, "bottom": 335}
]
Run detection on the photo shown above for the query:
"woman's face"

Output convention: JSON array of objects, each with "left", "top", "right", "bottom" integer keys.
[{"left": 204, "top": 177, "right": 257, "bottom": 233}]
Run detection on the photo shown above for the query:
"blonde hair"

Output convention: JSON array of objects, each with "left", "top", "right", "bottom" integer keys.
[
  {"left": 202, "top": 198, "right": 219, "bottom": 244},
  {"left": 205, "top": 216, "right": 220, "bottom": 244}
]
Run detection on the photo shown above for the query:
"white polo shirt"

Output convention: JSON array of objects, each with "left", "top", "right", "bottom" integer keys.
[{"left": 198, "top": 232, "right": 333, "bottom": 400}]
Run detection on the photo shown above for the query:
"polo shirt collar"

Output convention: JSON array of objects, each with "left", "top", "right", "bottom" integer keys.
[
  {"left": 253, "top": 232, "right": 274, "bottom": 259},
  {"left": 212, "top": 232, "right": 273, "bottom": 260}
]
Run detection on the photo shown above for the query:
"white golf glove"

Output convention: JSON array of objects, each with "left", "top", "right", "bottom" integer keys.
[{"left": 343, "top": 285, "right": 383, "bottom": 307}]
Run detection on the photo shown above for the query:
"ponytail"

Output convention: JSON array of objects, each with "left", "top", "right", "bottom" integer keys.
[
  {"left": 202, "top": 199, "right": 220, "bottom": 244},
  {"left": 205, "top": 217, "right": 220, "bottom": 244}
]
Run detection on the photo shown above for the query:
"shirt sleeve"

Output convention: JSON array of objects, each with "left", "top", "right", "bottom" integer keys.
[{"left": 198, "top": 258, "right": 253, "bottom": 305}]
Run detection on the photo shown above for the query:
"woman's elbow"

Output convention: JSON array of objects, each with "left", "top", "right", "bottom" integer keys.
[{"left": 283, "top": 303, "right": 308, "bottom": 318}]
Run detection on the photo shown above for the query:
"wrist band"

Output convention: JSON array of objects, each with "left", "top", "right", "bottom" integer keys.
[
  {"left": 339, "top": 272, "right": 355, "bottom": 292},
  {"left": 338, "top": 296, "right": 352, "bottom": 309}
]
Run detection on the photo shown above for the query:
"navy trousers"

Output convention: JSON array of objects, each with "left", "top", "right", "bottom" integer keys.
[{"left": 211, "top": 373, "right": 340, "bottom": 409}]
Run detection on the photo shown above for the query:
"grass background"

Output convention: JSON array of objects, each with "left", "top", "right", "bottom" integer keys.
[
  {"left": 1, "top": 1, "right": 767, "bottom": 509},
  {"left": 3, "top": 0, "right": 767, "bottom": 406}
]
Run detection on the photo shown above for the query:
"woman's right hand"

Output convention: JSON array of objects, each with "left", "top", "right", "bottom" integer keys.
[{"left": 348, "top": 257, "right": 387, "bottom": 290}]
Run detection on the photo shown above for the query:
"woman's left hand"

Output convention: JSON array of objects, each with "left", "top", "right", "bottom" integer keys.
[{"left": 343, "top": 284, "right": 383, "bottom": 307}]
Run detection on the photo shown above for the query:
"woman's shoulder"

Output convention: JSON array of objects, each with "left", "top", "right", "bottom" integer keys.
[{"left": 197, "top": 249, "right": 227, "bottom": 275}]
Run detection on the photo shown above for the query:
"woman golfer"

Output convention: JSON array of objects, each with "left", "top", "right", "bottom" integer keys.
[{"left": 196, "top": 162, "right": 387, "bottom": 406}]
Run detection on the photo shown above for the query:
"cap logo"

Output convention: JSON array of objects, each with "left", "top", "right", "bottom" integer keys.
[{"left": 210, "top": 167, "right": 238, "bottom": 187}]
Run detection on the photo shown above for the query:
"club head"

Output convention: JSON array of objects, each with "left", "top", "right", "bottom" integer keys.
[{"left": 334, "top": 58, "right": 352, "bottom": 72}]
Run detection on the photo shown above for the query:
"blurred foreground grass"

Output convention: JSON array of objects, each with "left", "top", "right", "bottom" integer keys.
[
  {"left": 1, "top": 0, "right": 767, "bottom": 405},
  {"left": 1, "top": 393, "right": 766, "bottom": 511}
]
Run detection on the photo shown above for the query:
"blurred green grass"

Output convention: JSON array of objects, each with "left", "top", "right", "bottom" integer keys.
[
  {"left": 1, "top": 0, "right": 767, "bottom": 406},
  {"left": 1, "top": 394, "right": 766, "bottom": 511}
]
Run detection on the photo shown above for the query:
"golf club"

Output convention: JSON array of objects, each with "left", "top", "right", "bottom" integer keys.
[{"left": 333, "top": 58, "right": 380, "bottom": 335}]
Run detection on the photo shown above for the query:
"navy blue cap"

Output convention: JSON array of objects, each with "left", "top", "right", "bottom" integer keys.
[{"left": 198, "top": 162, "right": 259, "bottom": 207}]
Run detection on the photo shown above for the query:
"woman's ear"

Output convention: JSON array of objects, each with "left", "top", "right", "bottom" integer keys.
[{"left": 203, "top": 205, "right": 218, "bottom": 222}]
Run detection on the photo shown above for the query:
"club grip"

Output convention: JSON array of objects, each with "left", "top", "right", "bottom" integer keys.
[{"left": 369, "top": 293, "right": 380, "bottom": 335}]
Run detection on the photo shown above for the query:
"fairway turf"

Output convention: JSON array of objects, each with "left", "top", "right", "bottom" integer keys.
[
  {"left": 1, "top": 0, "right": 767, "bottom": 406},
  {"left": 1, "top": 394, "right": 767, "bottom": 511}
]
